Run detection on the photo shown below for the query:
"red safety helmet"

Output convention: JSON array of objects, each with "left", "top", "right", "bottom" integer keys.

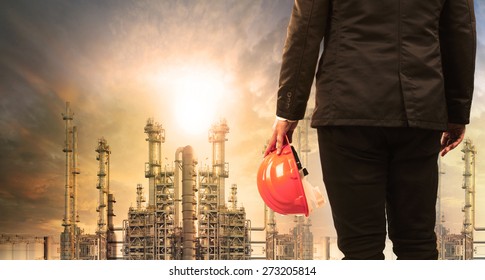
[{"left": 257, "top": 144, "right": 323, "bottom": 217}]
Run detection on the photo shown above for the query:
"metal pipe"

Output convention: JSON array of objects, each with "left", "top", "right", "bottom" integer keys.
[
  {"left": 208, "top": 120, "right": 229, "bottom": 207},
  {"left": 72, "top": 126, "right": 80, "bottom": 260},
  {"left": 72, "top": 126, "right": 79, "bottom": 225},
  {"left": 175, "top": 147, "right": 184, "bottom": 228},
  {"left": 182, "top": 146, "right": 196, "bottom": 260},
  {"left": 43, "top": 236, "right": 51, "bottom": 260}
]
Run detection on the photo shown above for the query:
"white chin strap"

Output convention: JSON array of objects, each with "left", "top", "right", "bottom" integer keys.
[{"left": 300, "top": 170, "right": 325, "bottom": 215}]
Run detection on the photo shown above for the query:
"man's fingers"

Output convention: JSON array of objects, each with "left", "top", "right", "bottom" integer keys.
[{"left": 276, "top": 133, "right": 285, "bottom": 155}]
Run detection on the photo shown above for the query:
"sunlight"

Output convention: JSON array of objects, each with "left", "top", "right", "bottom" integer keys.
[{"left": 172, "top": 67, "right": 225, "bottom": 135}]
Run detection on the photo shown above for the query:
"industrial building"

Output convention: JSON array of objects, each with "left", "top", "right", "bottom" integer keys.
[
  {"left": 0, "top": 234, "right": 59, "bottom": 260},
  {"left": 122, "top": 119, "right": 251, "bottom": 260},
  {"left": 56, "top": 102, "right": 317, "bottom": 260}
]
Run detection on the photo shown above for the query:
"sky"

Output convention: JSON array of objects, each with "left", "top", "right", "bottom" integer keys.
[{"left": 1, "top": 0, "right": 485, "bottom": 250}]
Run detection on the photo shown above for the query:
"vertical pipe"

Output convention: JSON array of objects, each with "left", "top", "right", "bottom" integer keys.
[
  {"left": 174, "top": 147, "right": 184, "bottom": 228},
  {"left": 107, "top": 193, "right": 116, "bottom": 260},
  {"left": 144, "top": 119, "right": 164, "bottom": 207},
  {"left": 462, "top": 139, "right": 474, "bottom": 259},
  {"left": 182, "top": 146, "right": 196, "bottom": 260},
  {"left": 96, "top": 138, "right": 110, "bottom": 260},
  {"left": 61, "top": 102, "right": 73, "bottom": 260},
  {"left": 72, "top": 126, "right": 80, "bottom": 259},
  {"left": 72, "top": 126, "right": 78, "bottom": 225},
  {"left": 43, "top": 236, "right": 51, "bottom": 260},
  {"left": 208, "top": 120, "right": 229, "bottom": 208}
]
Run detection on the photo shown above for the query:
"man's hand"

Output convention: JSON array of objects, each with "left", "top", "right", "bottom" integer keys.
[
  {"left": 264, "top": 119, "right": 299, "bottom": 157},
  {"left": 440, "top": 123, "right": 466, "bottom": 157}
]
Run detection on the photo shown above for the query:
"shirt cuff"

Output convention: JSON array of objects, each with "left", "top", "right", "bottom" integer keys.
[{"left": 276, "top": 116, "right": 298, "bottom": 123}]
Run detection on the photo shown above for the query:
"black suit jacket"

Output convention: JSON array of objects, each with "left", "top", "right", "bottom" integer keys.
[{"left": 276, "top": 0, "right": 476, "bottom": 131}]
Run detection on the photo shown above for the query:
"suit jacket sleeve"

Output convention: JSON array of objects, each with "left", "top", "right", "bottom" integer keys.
[
  {"left": 440, "top": 0, "right": 476, "bottom": 125},
  {"left": 276, "top": 0, "right": 330, "bottom": 120}
]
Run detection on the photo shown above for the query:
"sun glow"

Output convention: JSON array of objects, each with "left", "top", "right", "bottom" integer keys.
[{"left": 171, "top": 68, "right": 226, "bottom": 135}]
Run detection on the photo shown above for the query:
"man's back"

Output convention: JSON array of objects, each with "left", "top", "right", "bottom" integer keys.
[{"left": 277, "top": 0, "right": 475, "bottom": 131}]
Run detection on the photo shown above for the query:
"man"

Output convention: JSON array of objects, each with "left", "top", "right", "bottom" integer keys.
[{"left": 265, "top": 0, "right": 476, "bottom": 259}]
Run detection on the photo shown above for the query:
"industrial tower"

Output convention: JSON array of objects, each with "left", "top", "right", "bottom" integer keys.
[
  {"left": 60, "top": 102, "right": 80, "bottom": 260},
  {"left": 144, "top": 118, "right": 165, "bottom": 207},
  {"left": 95, "top": 137, "right": 116, "bottom": 260}
]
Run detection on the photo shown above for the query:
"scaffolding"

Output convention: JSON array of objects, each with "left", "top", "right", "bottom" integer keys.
[
  {"left": 293, "top": 216, "right": 313, "bottom": 260},
  {"left": 123, "top": 208, "right": 156, "bottom": 260},
  {"left": 198, "top": 165, "right": 220, "bottom": 259},
  {"left": 154, "top": 167, "right": 179, "bottom": 260},
  {"left": 219, "top": 185, "right": 251, "bottom": 260},
  {"left": 78, "top": 233, "right": 98, "bottom": 260}
]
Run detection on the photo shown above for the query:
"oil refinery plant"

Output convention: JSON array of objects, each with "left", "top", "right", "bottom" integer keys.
[
  {"left": 57, "top": 102, "right": 315, "bottom": 260},
  {"left": 1, "top": 102, "right": 483, "bottom": 260}
]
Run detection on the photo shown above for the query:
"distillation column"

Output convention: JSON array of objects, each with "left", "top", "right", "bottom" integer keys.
[
  {"left": 181, "top": 146, "right": 197, "bottom": 260},
  {"left": 107, "top": 193, "right": 116, "bottom": 259},
  {"left": 144, "top": 119, "right": 165, "bottom": 207},
  {"left": 96, "top": 138, "right": 111, "bottom": 260},
  {"left": 61, "top": 102, "right": 76, "bottom": 260},
  {"left": 208, "top": 119, "right": 229, "bottom": 208},
  {"left": 461, "top": 138, "right": 476, "bottom": 260}
]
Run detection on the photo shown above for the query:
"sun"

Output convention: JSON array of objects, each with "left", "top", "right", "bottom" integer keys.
[{"left": 172, "top": 69, "right": 225, "bottom": 135}]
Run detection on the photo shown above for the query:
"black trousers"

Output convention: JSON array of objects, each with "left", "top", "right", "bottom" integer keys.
[{"left": 317, "top": 126, "right": 442, "bottom": 260}]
